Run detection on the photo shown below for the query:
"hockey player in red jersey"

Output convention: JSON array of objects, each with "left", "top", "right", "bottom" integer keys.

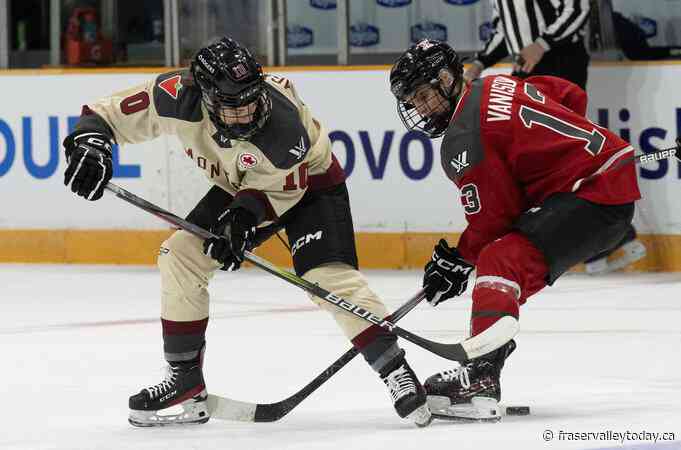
[{"left": 389, "top": 39, "right": 640, "bottom": 421}]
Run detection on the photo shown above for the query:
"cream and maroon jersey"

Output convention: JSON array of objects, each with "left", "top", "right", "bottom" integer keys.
[{"left": 74, "top": 69, "right": 345, "bottom": 225}]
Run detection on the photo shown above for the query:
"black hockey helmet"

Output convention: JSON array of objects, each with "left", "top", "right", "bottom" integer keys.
[
  {"left": 390, "top": 39, "right": 463, "bottom": 138},
  {"left": 191, "top": 37, "right": 272, "bottom": 140}
]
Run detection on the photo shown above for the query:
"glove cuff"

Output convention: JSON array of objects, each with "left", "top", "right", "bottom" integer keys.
[
  {"left": 64, "top": 130, "right": 114, "bottom": 156},
  {"left": 233, "top": 207, "right": 258, "bottom": 230}
]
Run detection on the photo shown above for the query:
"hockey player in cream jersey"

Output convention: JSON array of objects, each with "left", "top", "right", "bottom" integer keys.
[{"left": 62, "top": 37, "right": 431, "bottom": 427}]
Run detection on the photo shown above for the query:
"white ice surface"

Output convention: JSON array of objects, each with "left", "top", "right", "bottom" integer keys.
[{"left": 1, "top": 264, "right": 680, "bottom": 450}]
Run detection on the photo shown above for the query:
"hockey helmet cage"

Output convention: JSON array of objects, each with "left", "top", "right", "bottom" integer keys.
[{"left": 390, "top": 39, "right": 463, "bottom": 138}]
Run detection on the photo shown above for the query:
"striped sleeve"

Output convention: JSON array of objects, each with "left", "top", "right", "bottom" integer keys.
[
  {"left": 476, "top": 1, "right": 510, "bottom": 68},
  {"left": 538, "top": 0, "right": 590, "bottom": 50}
]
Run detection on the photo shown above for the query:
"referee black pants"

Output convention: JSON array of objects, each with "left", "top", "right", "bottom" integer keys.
[{"left": 513, "top": 41, "right": 590, "bottom": 90}]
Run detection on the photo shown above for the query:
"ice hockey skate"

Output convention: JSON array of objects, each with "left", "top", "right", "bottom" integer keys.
[
  {"left": 128, "top": 359, "right": 209, "bottom": 427},
  {"left": 584, "top": 226, "right": 646, "bottom": 275},
  {"left": 425, "top": 340, "right": 516, "bottom": 422},
  {"left": 380, "top": 355, "right": 432, "bottom": 427}
]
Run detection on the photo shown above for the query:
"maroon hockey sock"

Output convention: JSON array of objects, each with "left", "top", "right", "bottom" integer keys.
[
  {"left": 351, "top": 318, "right": 400, "bottom": 371},
  {"left": 161, "top": 317, "right": 209, "bottom": 363}
]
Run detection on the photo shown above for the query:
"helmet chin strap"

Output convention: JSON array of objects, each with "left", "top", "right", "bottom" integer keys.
[
  {"left": 421, "top": 77, "right": 459, "bottom": 134},
  {"left": 438, "top": 77, "right": 464, "bottom": 113}
]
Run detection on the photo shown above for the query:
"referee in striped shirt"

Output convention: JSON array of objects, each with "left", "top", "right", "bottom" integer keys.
[{"left": 466, "top": 0, "right": 591, "bottom": 89}]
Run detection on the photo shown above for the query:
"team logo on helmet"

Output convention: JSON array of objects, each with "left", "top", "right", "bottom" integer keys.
[
  {"left": 238, "top": 152, "right": 259, "bottom": 170},
  {"left": 415, "top": 39, "right": 436, "bottom": 51},
  {"left": 158, "top": 74, "right": 183, "bottom": 99},
  {"left": 229, "top": 62, "right": 250, "bottom": 80}
]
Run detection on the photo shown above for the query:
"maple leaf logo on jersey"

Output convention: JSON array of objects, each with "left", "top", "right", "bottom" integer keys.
[
  {"left": 289, "top": 136, "right": 308, "bottom": 160},
  {"left": 159, "top": 75, "right": 183, "bottom": 99},
  {"left": 238, "top": 152, "right": 259, "bottom": 170},
  {"left": 450, "top": 150, "right": 470, "bottom": 173}
]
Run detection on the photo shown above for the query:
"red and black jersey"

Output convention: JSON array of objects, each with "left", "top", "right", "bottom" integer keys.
[{"left": 441, "top": 74, "right": 640, "bottom": 264}]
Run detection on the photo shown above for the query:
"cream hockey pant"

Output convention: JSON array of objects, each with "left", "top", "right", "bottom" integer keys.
[{"left": 158, "top": 230, "right": 391, "bottom": 341}]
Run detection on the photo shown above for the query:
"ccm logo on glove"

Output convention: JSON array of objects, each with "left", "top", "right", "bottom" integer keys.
[
  {"left": 434, "top": 255, "right": 474, "bottom": 274},
  {"left": 63, "top": 131, "right": 115, "bottom": 201}
]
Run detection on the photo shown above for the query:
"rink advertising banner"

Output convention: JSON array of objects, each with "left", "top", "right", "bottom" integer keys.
[
  {"left": 285, "top": 0, "right": 681, "bottom": 54},
  {"left": 2, "top": 63, "right": 681, "bottom": 269},
  {"left": 609, "top": 0, "right": 681, "bottom": 48},
  {"left": 286, "top": 0, "right": 492, "bottom": 55}
]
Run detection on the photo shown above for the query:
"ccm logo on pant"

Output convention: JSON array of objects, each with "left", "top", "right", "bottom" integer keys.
[{"left": 292, "top": 230, "right": 323, "bottom": 256}]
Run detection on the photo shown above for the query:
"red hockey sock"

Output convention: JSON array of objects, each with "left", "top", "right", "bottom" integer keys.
[
  {"left": 471, "top": 285, "right": 519, "bottom": 336},
  {"left": 470, "top": 232, "right": 549, "bottom": 336}
]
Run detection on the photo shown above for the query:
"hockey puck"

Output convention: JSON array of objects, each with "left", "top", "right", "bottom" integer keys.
[{"left": 505, "top": 406, "right": 530, "bottom": 416}]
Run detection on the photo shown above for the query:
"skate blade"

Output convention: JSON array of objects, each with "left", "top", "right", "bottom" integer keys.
[
  {"left": 406, "top": 404, "right": 433, "bottom": 428},
  {"left": 427, "top": 395, "right": 501, "bottom": 422},
  {"left": 129, "top": 396, "right": 210, "bottom": 427},
  {"left": 585, "top": 240, "right": 646, "bottom": 275}
]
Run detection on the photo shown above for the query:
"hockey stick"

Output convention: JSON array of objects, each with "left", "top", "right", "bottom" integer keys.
[
  {"left": 572, "top": 142, "right": 680, "bottom": 191},
  {"left": 105, "top": 182, "right": 515, "bottom": 362},
  {"left": 203, "top": 141, "right": 681, "bottom": 422},
  {"left": 206, "top": 289, "right": 427, "bottom": 422},
  {"left": 603, "top": 143, "right": 679, "bottom": 174}
]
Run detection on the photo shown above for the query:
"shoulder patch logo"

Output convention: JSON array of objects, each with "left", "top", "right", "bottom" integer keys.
[
  {"left": 212, "top": 131, "right": 232, "bottom": 148},
  {"left": 159, "top": 74, "right": 183, "bottom": 99},
  {"left": 238, "top": 152, "right": 259, "bottom": 170},
  {"left": 450, "top": 150, "right": 470, "bottom": 173},
  {"left": 289, "top": 136, "right": 308, "bottom": 160}
]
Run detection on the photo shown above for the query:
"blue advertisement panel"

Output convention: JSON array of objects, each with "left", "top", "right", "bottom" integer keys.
[
  {"left": 287, "top": 0, "right": 491, "bottom": 55},
  {"left": 2, "top": 65, "right": 681, "bottom": 234},
  {"left": 612, "top": 0, "right": 681, "bottom": 47}
]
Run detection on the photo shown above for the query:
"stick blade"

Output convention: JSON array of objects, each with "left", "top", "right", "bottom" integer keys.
[
  {"left": 206, "top": 394, "right": 257, "bottom": 422},
  {"left": 462, "top": 316, "right": 519, "bottom": 359}
]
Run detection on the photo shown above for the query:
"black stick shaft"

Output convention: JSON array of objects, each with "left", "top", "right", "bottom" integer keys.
[
  {"left": 104, "top": 182, "right": 469, "bottom": 361},
  {"left": 253, "top": 289, "right": 426, "bottom": 422}
]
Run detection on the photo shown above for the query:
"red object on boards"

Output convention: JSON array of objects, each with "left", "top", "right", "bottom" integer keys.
[{"left": 64, "top": 7, "right": 113, "bottom": 65}]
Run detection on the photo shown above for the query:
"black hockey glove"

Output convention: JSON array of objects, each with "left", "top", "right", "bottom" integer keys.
[
  {"left": 423, "top": 239, "right": 475, "bottom": 306},
  {"left": 63, "top": 131, "right": 114, "bottom": 201},
  {"left": 203, "top": 207, "right": 257, "bottom": 271}
]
